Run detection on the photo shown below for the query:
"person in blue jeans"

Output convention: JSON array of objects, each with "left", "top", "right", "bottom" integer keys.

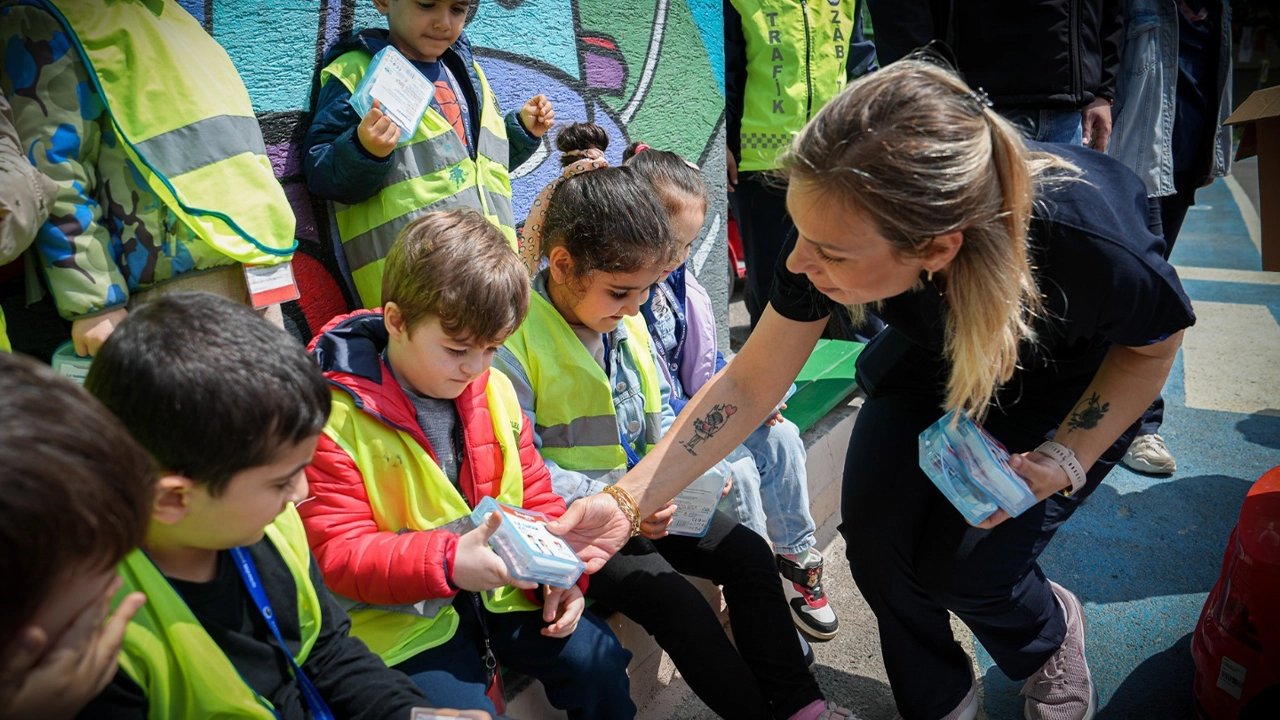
[{"left": 624, "top": 141, "right": 839, "bottom": 642}]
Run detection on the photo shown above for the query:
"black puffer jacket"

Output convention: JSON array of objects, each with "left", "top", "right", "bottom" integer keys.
[{"left": 867, "top": 0, "right": 1122, "bottom": 110}]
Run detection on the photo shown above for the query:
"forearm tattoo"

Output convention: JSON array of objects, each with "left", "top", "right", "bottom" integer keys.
[
  {"left": 679, "top": 403, "right": 738, "bottom": 456},
  {"left": 1066, "top": 392, "right": 1110, "bottom": 433}
]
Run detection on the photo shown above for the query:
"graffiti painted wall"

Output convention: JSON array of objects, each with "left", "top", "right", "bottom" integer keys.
[{"left": 178, "top": 0, "right": 728, "bottom": 341}]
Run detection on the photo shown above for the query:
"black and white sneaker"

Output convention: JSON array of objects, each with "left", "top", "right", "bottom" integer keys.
[{"left": 778, "top": 549, "right": 839, "bottom": 641}]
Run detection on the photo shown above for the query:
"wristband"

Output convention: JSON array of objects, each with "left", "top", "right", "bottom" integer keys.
[
  {"left": 1034, "top": 441, "right": 1087, "bottom": 497},
  {"left": 602, "top": 484, "right": 642, "bottom": 537}
]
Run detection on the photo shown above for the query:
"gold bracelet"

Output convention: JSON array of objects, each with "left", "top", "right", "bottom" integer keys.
[{"left": 602, "top": 484, "right": 642, "bottom": 538}]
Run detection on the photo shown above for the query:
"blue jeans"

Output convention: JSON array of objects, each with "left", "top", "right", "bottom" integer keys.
[
  {"left": 719, "top": 417, "right": 817, "bottom": 556},
  {"left": 1000, "top": 107, "right": 1083, "bottom": 145},
  {"left": 393, "top": 594, "right": 635, "bottom": 719}
]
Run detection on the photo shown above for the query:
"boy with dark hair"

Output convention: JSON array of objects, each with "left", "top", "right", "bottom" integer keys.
[
  {"left": 301, "top": 209, "right": 634, "bottom": 717},
  {"left": 79, "top": 292, "right": 431, "bottom": 719},
  {"left": 0, "top": 353, "right": 151, "bottom": 720}
]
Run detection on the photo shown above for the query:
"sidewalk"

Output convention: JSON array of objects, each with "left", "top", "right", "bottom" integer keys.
[{"left": 640, "top": 159, "right": 1278, "bottom": 719}]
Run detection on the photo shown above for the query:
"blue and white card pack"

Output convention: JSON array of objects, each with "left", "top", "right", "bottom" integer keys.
[
  {"left": 666, "top": 464, "right": 727, "bottom": 538},
  {"left": 348, "top": 45, "right": 433, "bottom": 141},
  {"left": 469, "top": 496, "right": 584, "bottom": 588},
  {"left": 918, "top": 409, "right": 1037, "bottom": 525}
]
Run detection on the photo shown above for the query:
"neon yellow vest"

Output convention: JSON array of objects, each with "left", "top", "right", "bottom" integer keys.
[
  {"left": 0, "top": 310, "right": 9, "bottom": 352},
  {"left": 43, "top": 0, "right": 296, "bottom": 264},
  {"left": 113, "top": 506, "right": 320, "bottom": 720},
  {"left": 731, "top": 0, "right": 856, "bottom": 171},
  {"left": 322, "top": 368, "right": 538, "bottom": 666},
  {"left": 503, "top": 292, "right": 664, "bottom": 476},
  {"left": 321, "top": 51, "right": 516, "bottom": 308}
]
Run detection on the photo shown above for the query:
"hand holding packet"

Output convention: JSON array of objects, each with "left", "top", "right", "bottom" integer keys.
[
  {"left": 348, "top": 45, "right": 433, "bottom": 140},
  {"left": 469, "top": 497, "right": 585, "bottom": 588},
  {"left": 918, "top": 409, "right": 1037, "bottom": 525},
  {"left": 665, "top": 464, "right": 727, "bottom": 538}
]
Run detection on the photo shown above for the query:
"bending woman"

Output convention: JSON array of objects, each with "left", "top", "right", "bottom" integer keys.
[{"left": 551, "top": 59, "right": 1193, "bottom": 720}]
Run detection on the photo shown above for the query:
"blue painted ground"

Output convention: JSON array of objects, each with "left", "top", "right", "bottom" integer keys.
[{"left": 974, "top": 178, "right": 1280, "bottom": 718}]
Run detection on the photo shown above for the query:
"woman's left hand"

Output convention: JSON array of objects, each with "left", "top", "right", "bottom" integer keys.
[{"left": 974, "top": 451, "right": 1071, "bottom": 529}]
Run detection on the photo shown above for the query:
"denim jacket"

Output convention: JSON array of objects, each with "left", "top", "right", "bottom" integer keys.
[{"left": 1109, "top": 0, "right": 1232, "bottom": 198}]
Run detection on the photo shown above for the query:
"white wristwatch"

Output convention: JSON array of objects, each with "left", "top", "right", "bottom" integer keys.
[{"left": 1033, "top": 441, "right": 1087, "bottom": 497}]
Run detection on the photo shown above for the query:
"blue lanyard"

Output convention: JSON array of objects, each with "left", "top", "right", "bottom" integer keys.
[
  {"left": 601, "top": 333, "right": 645, "bottom": 470},
  {"left": 230, "top": 547, "right": 335, "bottom": 720}
]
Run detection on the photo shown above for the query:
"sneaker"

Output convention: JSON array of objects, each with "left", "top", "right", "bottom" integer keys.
[
  {"left": 788, "top": 699, "right": 860, "bottom": 720},
  {"left": 1121, "top": 433, "right": 1176, "bottom": 475},
  {"left": 1022, "top": 582, "right": 1097, "bottom": 720},
  {"left": 778, "top": 550, "right": 840, "bottom": 640}
]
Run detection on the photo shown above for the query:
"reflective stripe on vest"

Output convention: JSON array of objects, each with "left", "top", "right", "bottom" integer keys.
[
  {"left": 731, "top": 0, "right": 855, "bottom": 171},
  {"left": 321, "top": 368, "right": 537, "bottom": 666},
  {"left": 43, "top": 0, "right": 296, "bottom": 263},
  {"left": 114, "top": 506, "right": 320, "bottom": 720},
  {"left": 503, "top": 292, "right": 664, "bottom": 476},
  {"left": 322, "top": 51, "right": 515, "bottom": 308}
]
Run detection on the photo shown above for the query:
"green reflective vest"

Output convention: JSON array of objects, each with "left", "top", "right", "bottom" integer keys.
[
  {"left": 503, "top": 292, "right": 664, "bottom": 477},
  {"left": 43, "top": 0, "right": 296, "bottom": 264},
  {"left": 731, "top": 0, "right": 856, "bottom": 171},
  {"left": 321, "top": 51, "right": 516, "bottom": 308},
  {"left": 0, "top": 310, "right": 9, "bottom": 352},
  {"left": 322, "top": 369, "right": 538, "bottom": 666},
  {"left": 114, "top": 506, "right": 320, "bottom": 720}
]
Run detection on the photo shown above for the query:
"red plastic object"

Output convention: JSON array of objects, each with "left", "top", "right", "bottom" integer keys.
[
  {"left": 727, "top": 208, "right": 746, "bottom": 283},
  {"left": 1192, "top": 466, "right": 1280, "bottom": 718}
]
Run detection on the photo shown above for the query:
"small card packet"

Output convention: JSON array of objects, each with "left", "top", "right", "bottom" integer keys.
[
  {"left": 666, "top": 464, "right": 727, "bottom": 538},
  {"left": 348, "top": 45, "right": 433, "bottom": 140},
  {"left": 470, "top": 496, "right": 584, "bottom": 588},
  {"left": 918, "top": 409, "right": 1037, "bottom": 525},
  {"left": 51, "top": 340, "right": 92, "bottom": 385}
]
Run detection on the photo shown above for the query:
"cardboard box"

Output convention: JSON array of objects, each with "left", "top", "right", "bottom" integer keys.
[{"left": 1224, "top": 85, "right": 1280, "bottom": 271}]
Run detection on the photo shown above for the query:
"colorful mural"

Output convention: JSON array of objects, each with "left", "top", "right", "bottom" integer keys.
[{"left": 178, "top": 0, "right": 728, "bottom": 340}]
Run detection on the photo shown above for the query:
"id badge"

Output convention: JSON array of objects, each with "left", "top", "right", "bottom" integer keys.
[{"left": 243, "top": 262, "right": 300, "bottom": 308}]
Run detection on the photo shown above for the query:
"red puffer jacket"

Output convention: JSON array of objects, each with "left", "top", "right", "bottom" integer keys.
[{"left": 300, "top": 310, "right": 584, "bottom": 606}]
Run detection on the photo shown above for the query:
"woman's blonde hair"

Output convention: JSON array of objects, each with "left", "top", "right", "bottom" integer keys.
[{"left": 781, "top": 58, "right": 1075, "bottom": 420}]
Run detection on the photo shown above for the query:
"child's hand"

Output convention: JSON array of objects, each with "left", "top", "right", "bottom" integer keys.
[
  {"left": 639, "top": 501, "right": 677, "bottom": 540},
  {"left": 71, "top": 308, "right": 128, "bottom": 357},
  {"left": 519, "top": 94, "right": 555, "bottom": 138},
  {"left": 721, "top": 470, "right": 734, "bottom": 498},
  {"left": 0, "top": 578, "right": 145, "bottom": 720},
  {"left": 452, "top": 512, "right": 537, "bottom": 592},
  {"left": 764, "top": 407, "right": 786, "bottom": 427},
  {"left": 357, "top": 99, "right": 400, "bottom": 158},
  {"left": 540, "top": 584, "right": 585, "bottom": 638}
]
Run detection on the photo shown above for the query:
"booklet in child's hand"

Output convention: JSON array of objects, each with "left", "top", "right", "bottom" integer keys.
[{"left": 348, "top": 45, "right": 433, "bottom": 140}]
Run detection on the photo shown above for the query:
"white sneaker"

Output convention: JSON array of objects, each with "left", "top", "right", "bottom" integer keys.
[
  {"left": 778, "top": 549, "right": 840, "bottom": 640},
  {"left": 1121, "top": 433, "right": 1177, "bottom": 475},
  {"left": 1022, "top": 582, "right": 1097, "bottom": 720}
]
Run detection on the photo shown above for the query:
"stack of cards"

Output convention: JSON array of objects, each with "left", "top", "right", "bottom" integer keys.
[
  {"left": 918, "top": 409, "right": 1037, "bottom": 525},
  {"left": 666, "top": 465, "right": 727, "bottom": 538},
  {"left": 470, "top": 496, "right": 585, "bottom": 588},
  {"left": 348, "top": 45, "right": 433, "bottom": 140}
]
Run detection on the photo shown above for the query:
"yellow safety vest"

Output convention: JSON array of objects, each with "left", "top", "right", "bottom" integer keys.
[
  {"left": 322, "top": 368, "right": 538, "bottom": 667},
  {"left": 731, "top": 0, "right": 856, "bottom": 171},
  {"left": 0, "top": 309, "right": 9, "bottom": 352},
  {"left": 114, "top": 506, "right": 320, "bottom": 720},
  {"left": 43, "top": 0, "right": 296, "bottom": 264},
  {"left": 503, "top": 292, "right": 664, "bottom": 477},
  {"left": 321, "top": 50, "right": 516, "bottom": 308}
]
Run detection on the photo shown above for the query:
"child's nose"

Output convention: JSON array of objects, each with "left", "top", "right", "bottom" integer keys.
[{"left": 289, "top": 473, "right": 310, "bottom": 505}]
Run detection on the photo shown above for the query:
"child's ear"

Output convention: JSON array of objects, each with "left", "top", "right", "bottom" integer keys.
[
  {"left": 372, "top": 0, "right": 391, "bottom": 16},
  {"left": 384, "top": 302, "right": 407, "bottom": 342},
  {"left": 547, "top": 246, "right": 576, "bottom": 286},
  {"left": 152, "top": 474, "right": 195, "bottom": 525}
]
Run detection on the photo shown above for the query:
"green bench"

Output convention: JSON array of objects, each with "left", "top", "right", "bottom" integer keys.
[{"left": 780, "top": 339, "right": 865, "bottom": 433}]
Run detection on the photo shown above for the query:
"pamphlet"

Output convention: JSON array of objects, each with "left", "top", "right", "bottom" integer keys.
[
  {"left": 470, "top": 496, "right": 585, "bottom": 588},
  {"left": 666, "top": 464, "right": 727, "bottom": 538}
]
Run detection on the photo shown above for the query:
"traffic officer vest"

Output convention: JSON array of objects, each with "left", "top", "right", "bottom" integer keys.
[
  {"left": 731, "top": 0, "right": 856, "bottom": 171},
  {"left": 322, "top": 368, "right": 538, "bottom": 666},
  {"left": 503, "top": 292, "right": 664, "bottom": 477},
  {"left": 321, "top": 51, "right": 517, "bottom": 308},
  {"left": 40, "top": 0, "right": 297, "bottom": 264},
  {"left": 114, "top": 506, "right": 320, "bottom": 720}
]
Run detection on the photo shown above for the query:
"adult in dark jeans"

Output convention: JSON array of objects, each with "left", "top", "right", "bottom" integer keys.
[
  {"left": 555, "top": 62, "right": 1195, "bottom": 720},
  {"left": 1109, "top": 0, "right": 1233, "bottom": 474},
  {"left": 867, "top": 0, "right": 1123, "bottom": 149},
  {"left": 724, "top": 0, "right": 877, "bottom": 333}
]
